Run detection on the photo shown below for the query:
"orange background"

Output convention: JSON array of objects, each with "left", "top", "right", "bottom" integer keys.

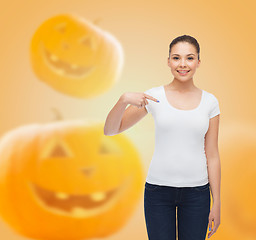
[{"left": 0, "top": 0, "right": 255, "bottom": 239}]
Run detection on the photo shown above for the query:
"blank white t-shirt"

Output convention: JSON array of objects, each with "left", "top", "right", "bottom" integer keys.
[{"left": 144, "top": 85, "right": 220, "bottom": 187}]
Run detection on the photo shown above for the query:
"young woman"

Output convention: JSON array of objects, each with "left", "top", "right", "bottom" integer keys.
[{"left": 104, "top": 35, "right": 221, "bottom": 240}]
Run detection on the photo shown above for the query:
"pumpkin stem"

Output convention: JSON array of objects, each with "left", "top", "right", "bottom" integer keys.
[{"left": 51, "top": 107, "right": 63, "bottom": 120}]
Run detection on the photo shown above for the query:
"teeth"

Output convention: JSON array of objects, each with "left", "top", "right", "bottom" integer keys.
[
  {"left": 90, "top": 192, "right": 106, "bottom": 201},
  {"left": 71, "top": 207, "right": 87, "bottom": 216},
  {"left": 55, "top": 191, "right": 106, "bottom": 202},
  {"left": 55, "top": 69, "right": 65, "bottom": 75},
  {"left": 71, "top": 64, "right": 78, "bottom": 69},
  {"left": 56, "top": 192, "right": 69, "bottom": 200},
  {"left": 50, "top": 54, "right": 58, "bottom": 62}
]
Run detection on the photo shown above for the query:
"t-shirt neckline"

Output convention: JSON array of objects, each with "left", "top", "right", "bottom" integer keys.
[{"left": 162, "top": 85, "right": 204, "bottom": 112}]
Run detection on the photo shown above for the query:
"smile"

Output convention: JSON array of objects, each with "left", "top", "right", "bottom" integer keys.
[
  {"left": 177, "top": 70, "right": 190, "bottom": 75},
  {"left": 28, "top": 176, "right": 132, "bottom": 218},
  {"left": 40, "top": 42, "right": 96, "bottom": 79}
]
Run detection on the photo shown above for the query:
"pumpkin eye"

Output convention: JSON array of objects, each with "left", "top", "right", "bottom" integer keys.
[
  {"left": 79, "top": 35, "right": 97, "bottom": 50},
  {"left": 100, "top": 136, "right": 122, "bottom": 155},
  {"left": 55, "top": 22, "right": 67, "bottom": 33},
  {"left": 49, "top": 143, "right": 69, "bottom": 158},
  {"left": 79, "top": 36, "right": 90, "bottom": 46},
  {"left": 41, "top": 138, "right": 73, "bottom": 159}
]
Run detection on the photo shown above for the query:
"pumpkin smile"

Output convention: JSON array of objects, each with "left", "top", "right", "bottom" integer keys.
[
  {"left": 41, "top": 42, "right": 96, "bottom": 78},
  {"left": 29, "top": 176, "right": 132, "bottom": 218}
]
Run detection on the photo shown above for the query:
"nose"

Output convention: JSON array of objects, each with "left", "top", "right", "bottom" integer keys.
[
  {"left": 62, "top": 41, "right": 70, "bottom": 49},
  {"left": 179, "top": 58, "right": 187, "bottom": 67},
  {"left": 81, "top": 166, "right": 96, "bottom": 176}
]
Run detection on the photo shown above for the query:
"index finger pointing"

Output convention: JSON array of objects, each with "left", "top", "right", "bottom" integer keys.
[{"left": 144, "top": 93, "right": 159, "bottom": 102}]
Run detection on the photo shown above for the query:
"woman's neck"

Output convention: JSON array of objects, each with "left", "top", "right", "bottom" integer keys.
[{"left": 166, "top": 78, "right": 198, "bottom": 93}]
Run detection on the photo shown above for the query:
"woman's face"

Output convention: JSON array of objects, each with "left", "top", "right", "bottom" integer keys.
[{"left": 167, "top": 41, "right": 200, "bottom": 81}]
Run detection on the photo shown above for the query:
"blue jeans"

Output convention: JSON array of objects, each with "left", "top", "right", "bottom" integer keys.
[{"left": 144, "top": 182, "right": 211, "bottom": 240}]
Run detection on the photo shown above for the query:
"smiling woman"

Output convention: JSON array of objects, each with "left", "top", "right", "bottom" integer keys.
[
  {"left": 142, "top": 35, "right": 221, "bottom": 240},
  {"left": 103, "top": 34, "right": 221, "bottom": 240}
]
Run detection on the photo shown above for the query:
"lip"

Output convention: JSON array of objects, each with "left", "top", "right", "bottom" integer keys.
[{"left": 177, "top": 70, "right": 190, "bottom": 75}]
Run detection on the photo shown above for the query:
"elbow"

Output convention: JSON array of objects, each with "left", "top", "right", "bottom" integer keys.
[
  {"left": 104, "top": 131, "right": 113, "bottom": 136},
  {"left": 103, "top": 127, "right": 111, "bottom": 136},
  {"left": 104, "top": 132, "right": 118, "bottom": 136},
  {"left": 103, "top": 127, "right": 119, "bottom": 136},
  {"left": 103, "top": 125, "right": 109, "bottom": 136}
]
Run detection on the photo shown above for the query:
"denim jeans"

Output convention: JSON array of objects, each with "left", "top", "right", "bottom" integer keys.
[{"left": 144, "top": 181, "right": 211, "bottom": 240}]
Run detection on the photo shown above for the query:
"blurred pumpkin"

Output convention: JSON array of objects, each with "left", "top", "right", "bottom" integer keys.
[
  {"left": 0, "top": 120, "right": 144, "bottom": 240},
  {"left": 30, "top": 14, "right": 124, "bottom": 98},
  {"left": 219, "top": 122, "right": 256, "bottom": 240}
]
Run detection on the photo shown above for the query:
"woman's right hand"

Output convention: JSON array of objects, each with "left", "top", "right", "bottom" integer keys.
[{"left": 122, "top": 92, "right": 159, "bottom": 108}]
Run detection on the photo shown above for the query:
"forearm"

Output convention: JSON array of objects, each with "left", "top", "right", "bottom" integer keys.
[
  {"left": 207, "top": 157, "right": 221, "bottom": 205},
  {"left": 104, "top": 94, "right": 128, "bottom": 136}
]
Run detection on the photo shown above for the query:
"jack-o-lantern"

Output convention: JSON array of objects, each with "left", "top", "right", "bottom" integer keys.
[
  {"left": 0, "top": 120, "right": 144, "bottom": 240},
  {"left": 219, "top": 122, "right": 256, "bottom": 240},
  {"left": 30, "top": 14, "right": 124, "bottom": 98}
]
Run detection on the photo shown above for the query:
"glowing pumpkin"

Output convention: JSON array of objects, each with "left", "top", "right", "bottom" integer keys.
[
  {"left": 220, "top": 122, "right": 256, "bottom": 240},
  {"left": 30, "top": 14, "right": 124, "bottom": 98},
  {"left": 0, "top": 120, "right": 144, "bottom": 240}
]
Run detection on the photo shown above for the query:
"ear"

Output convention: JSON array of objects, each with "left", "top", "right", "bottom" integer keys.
[
  {"left": 167, "top": 57, "right": 170, "bottom": 66},
  {"left": 197, "top": 59, "right": 201, "bottom": 68}
]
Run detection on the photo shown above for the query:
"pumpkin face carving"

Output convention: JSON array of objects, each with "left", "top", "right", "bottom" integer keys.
[
  {"left": 0, "top": 121, "right": 144, "bottom": 239},
  {"left": 30, "top": 14, "right": 124, "bottom": 98}
]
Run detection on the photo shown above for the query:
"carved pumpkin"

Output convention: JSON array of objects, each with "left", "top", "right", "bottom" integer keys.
[
  {"left": 0, "top": 120, "right": 144, "bottom": 239},
  {"left": 30, "top": 14, "right": 124, "bottom": 98},
  {"left": 220, "top": 122, "right": 256, "bottom": 240}
]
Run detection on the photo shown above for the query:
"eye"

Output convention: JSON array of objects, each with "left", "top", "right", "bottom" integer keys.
[
  {"left": 40, "top": 138, "right": 73, "bottom": 160},
  {"left": 172, "top": 57, "right": 194, "bottom": 60},
  {"left": 54, "top": 22, "right": 66, "bottom": 33},
  {"left": 79, "top": 35, "right": 97, "bottom": 50},
  {"left": 99, "top": 135, "right": 122, "bottom": 155},
  {"left": 79, "top": 36, "right": 91, "bottom": 46}
]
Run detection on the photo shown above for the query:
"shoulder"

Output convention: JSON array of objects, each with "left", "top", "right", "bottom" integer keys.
[
  {"left": 144, "top": 85, "right": 163, "bottom": 95},
  {"left": 203, "top": 90, "right": 221, "bottom": 118},
  {"left": 203, "top": 89, "right": 219, "bottom": 103}
]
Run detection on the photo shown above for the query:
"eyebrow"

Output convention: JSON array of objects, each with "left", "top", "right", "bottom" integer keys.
[{"left": 171, "top": 53, "right": 195, "bottom": 56}]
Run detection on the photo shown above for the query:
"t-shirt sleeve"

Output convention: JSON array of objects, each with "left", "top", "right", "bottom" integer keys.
[{"left": 209, "top": 95, "right": 220, "bottom": 119}]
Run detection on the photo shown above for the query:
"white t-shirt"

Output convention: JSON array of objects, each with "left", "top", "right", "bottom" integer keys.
[{"left": 144, "top": 85, "right": 220, "bottom": 187}]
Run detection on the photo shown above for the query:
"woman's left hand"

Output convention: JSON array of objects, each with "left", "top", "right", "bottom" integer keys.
[{"left": 208, "top": 202, "right": 221, "bottom": 238}]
